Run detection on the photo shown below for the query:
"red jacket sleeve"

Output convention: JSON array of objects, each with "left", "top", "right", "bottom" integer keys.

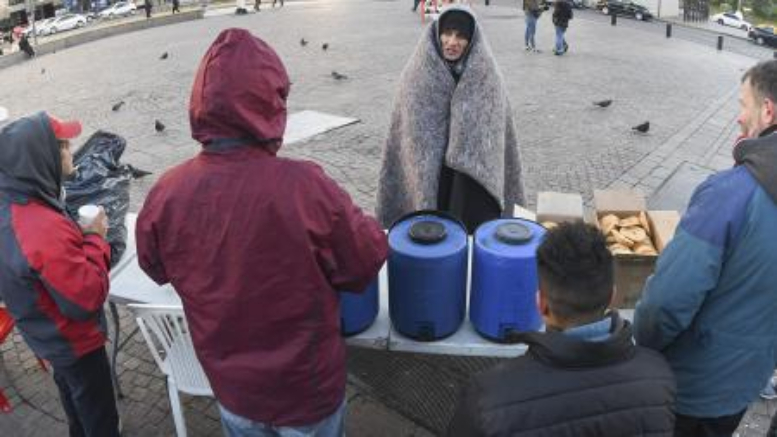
[
  {"left": 15, "top": 209, "right": 111, "bottom": 321},
  {"left": 320, "top": 174, "right": 388, "bottom": 293},
  {"left": 136, "top": 186, "right": 170, "bottom": 286}
]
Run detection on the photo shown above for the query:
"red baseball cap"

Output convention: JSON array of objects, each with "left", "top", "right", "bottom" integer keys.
[{"left": 48, "top": 115, "right": 82, "bottom": 140}]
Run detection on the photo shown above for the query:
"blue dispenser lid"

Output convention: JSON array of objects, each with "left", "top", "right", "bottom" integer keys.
[
  {"left": 409, "top": 220, "right": 447, "bottom": 244},
  {"left": 495, "top": 222, "right": 533, "bottom": 245},
  {"left": 475, "top": 219, "right": 546, "bottom": 257},
  {"left": 389, "top": 211, "right": 468, "bottom": 258}
]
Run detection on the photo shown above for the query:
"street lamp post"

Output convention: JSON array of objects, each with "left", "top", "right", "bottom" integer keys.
[{"left": 26, "top": 0, "right": 37, "bottom": 45}]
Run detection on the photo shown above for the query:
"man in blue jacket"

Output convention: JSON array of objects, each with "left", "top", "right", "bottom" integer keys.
[{"left": 635, "top": 59, "right": 777, "bottom": 437}]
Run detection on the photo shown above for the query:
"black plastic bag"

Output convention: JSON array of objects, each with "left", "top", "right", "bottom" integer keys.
[{"left": 64, "top": 131, "right": 142, "bottom": 267}]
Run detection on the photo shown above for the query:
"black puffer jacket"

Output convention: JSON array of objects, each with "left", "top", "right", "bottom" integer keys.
[
  {"left": 552, "top": 0, "right": 573, "bottom": 28},
  {"left": 447, "top": 313, "right": 676, "bottom": 437}
]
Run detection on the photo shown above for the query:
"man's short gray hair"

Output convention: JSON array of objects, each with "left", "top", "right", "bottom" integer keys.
[{"left": 743, "top": 60, "right": 777, "bottom": 104}]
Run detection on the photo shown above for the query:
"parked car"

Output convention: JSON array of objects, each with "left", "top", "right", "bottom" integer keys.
[
  {"left": 542, "top": 0, "right": 586, "bottom": 10},
  {"left": 47, "top": 14, "right": 87, "bottom": 35},
  {"left": 749, "top": 25, "right": 777, "bottom": 47},
  {"left": 710, "top": 12, "right": 752, "bottom": 31},
  {"left": 98, "top": 2, "right": 138, "bottom": 19},
  {"left": 601, "top": 0, "right": 652, "bottom": 20},
  {"left": 34, "top": 18, "right": 58, "bottom": 36}
]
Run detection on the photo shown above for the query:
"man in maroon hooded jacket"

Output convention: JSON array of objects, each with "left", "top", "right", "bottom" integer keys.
[{"left": 136, "top": 29, "right": 388, "bottom": 436}]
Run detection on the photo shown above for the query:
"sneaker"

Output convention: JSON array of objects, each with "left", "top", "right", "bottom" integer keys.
[
  {"left": 525, "top": 45, "right": 532, "bottom": 51},
  {"left": 761, "top": 378, "right": 777, "bottom": 400}
]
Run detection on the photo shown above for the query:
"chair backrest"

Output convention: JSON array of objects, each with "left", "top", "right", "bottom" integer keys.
[
  {"left": 129, "top": 304, "right": 212, "bottom": 396},
  {"left": 0, "top": 307, "right": 14, "bottom": 343}
]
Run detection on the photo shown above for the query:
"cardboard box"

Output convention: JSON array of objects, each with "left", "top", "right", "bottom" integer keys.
[
  {"left": 536, "top": 192, "right": 584, "bottom": 225},
  {"left": 593, "top": 190, "right": 679, "bottom": 308},
  {"left": 647, "top": 210, "right": 681, "bottom": 252},
  {"left": 513, "top": 204, "right": 537, "bottom": 221}
]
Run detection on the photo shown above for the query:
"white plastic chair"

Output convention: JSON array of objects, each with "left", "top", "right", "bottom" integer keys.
[{"left": 129, "top": 304, "right": 213, "bottom": 437}]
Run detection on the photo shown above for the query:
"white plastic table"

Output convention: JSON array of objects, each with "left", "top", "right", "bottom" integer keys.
[
  {"left": 109, "top": 216, "right": 636, "bottom": 362},
  {"left": 109, "top": 214, "right": 180, "bottom": 306},
  {"left": 109, "top": 220, "right": 520, "bottom": 356},
  {"left": 109, "top": 216, "right": 388, "bottom": 348}
]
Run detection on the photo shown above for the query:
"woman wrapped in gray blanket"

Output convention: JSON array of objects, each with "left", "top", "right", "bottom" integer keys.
[{"left": 377, "top": 6, "right": 526, "bottom": 233}]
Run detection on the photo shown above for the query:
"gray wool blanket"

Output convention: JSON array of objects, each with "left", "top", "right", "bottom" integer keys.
[{"left": 376, "top": 10, "right": 525, "bottom": 227}]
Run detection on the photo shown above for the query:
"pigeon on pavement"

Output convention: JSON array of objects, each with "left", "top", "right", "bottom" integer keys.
[
  {"left": 331, "top": 71, "right": 348, "bottom": 80},
  {"left": 632, "top": 122, "right": 650, "bottom": 133},
  {"left": 128, "top": 165, "right": 153, "bottom": 178}
]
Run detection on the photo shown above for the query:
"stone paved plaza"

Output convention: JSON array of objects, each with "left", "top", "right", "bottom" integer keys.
[{"left": 0, "top": 0, "right": 776, "bottom": 435}]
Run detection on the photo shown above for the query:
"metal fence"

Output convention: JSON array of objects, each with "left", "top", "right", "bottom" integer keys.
[{"left": 682, "top": 0, "right": 710, "bottom": 23}]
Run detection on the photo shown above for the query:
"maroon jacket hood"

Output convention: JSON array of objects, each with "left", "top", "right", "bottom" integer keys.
[{"left": 189, "top": 28, "right": 290, "bottom": 153}]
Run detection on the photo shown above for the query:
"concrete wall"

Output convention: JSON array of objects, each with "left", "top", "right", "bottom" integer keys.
[
  {"left": 640, "top": 0, "right": 680, "bottom": 18},
  {"left": 0, "top": 8, "right": 203, "bottom": 69},
  {"left": 0, "top": 0, "right": 9, "bottom": 21}
]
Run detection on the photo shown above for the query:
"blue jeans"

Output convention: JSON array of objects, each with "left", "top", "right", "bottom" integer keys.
[
  {"left": 524, "top": 14, "right": 537, "bottom": 48},
  {"left": 555, "top": 26, "right": 567, "bottom": 54},
  {"left": 219, "top": 400, "right": 346, "bottom": 437}
]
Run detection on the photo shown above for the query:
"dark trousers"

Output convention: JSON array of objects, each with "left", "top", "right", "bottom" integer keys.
[
  {"left": 674, "top": 410, "right": 746, "bottom": 437},
  {"left": 769, "top": 412, "right": 777, "bottom": 437},
  {"left": 437, "top": 164, "right": 501, "bottom": 234},
  {"left": 172, "top": 1, "right": 180, "bottom": 12},
  {"left": 52, "top": 347, "right": 120, "bottom": 437}
]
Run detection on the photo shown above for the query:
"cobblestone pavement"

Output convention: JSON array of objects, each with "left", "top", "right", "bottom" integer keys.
[{"left": 0, "top": 0, "right": 774, "bottom": 435}]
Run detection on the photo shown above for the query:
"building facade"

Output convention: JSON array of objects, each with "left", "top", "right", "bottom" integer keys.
[{"left": 1, "top": 0, "right": 64, "bottom": 30}]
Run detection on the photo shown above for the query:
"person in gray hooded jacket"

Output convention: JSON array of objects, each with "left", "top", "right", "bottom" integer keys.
[
  {"left": 0, "top": 112, "right": 119, "bottom": 437},
  {"left": 377, "top": 6, "right": 526, "bottom": 233}
]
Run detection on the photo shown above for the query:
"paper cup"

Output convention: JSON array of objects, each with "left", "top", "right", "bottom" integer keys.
[{"left": 78, "top": 205, "right": 101, "bottom": 227}]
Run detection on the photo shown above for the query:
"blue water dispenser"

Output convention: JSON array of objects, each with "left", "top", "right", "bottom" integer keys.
[
  {"left": 340, "top": 279, "right": 379, "bottom": 336},
  {"left": 388, "top": 211, "right": 468, "bottom": 341},
  {"left": 470, "top": 219, "right": 546, "bottom": 342}
]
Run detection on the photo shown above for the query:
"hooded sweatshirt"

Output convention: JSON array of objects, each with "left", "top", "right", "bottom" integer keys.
[
  {"left": 635, "top": 126, "right": 777, "bottom": 417},
  {"left": 734, "top": 124, "right": 777, "bottom": 204},
  {"left": 436, "top": 9, "right": 475, "bottom": 81},
  {"left": 136, "top": 29, "right": 388, "bottom": 426},
  {"left": 0, "top": 112, "right": 111, "bottom": 367}
]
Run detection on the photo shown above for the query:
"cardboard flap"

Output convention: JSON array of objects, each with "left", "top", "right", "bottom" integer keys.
[
  {"left": 513, "top": 204, "right": 537, "bottom": 221},
  {"left": 648, "top": 210, "right": 681, "bottom": 252},
  {"left": 594, "top": 189, "right": 647, "bottom": 214},
  {"left": 537, "top": 191, "right": 584, "bottom": 223}
]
